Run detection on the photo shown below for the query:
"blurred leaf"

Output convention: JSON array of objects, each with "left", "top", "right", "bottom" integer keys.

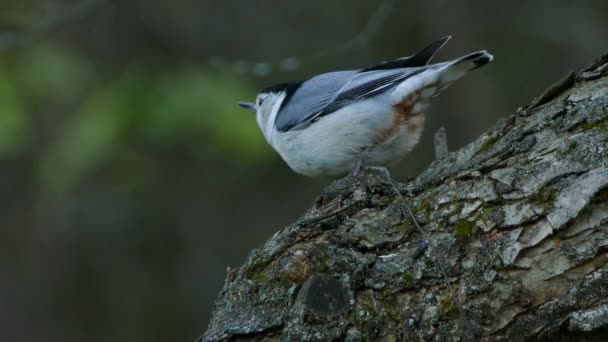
[
  {"left": 143, "top": 68, "right": 269, "bottom": 160},
  {"left": 0, "top": 0, "right": 46, "bottom": 26},
  {"left": 204, "top": 72, "right": 269, "bottom": 161},
  {"left": 142, "top": 70, "right": 215, "bottom": 142},
  {"left": 0, "top": 69, "right": 30, "bottom": 156},
  {"left": 39, "top": 80, "right": 128, "bottom": 195},
  {"left": 39, "top": 60, "right": 270, "bottom": 195},
  {"left": 15, "top": 43, "right": 94, "bottom": 102}
]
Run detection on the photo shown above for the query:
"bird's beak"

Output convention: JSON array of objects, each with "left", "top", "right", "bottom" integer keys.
[{"left": 238, "top": 102, "right": 256, "bottom": 111}]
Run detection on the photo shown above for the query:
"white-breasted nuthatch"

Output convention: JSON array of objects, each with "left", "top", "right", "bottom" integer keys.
[{"left": 239, "top": 37, "right": 493, "bottom": 177}]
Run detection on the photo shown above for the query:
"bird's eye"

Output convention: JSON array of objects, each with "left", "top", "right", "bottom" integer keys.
[{"left": 258, "top": 98, "right": 265, "bottom": 106}]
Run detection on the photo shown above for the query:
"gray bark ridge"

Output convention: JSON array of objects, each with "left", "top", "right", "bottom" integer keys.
[{"left": 201, "top": 53, "right": 608, "bottom": 342}]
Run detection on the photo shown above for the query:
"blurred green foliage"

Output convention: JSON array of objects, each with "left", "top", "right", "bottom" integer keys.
[
  {"left": 0, "top": 68, "right": 29, "bottom": 156},
  {"left": 1, "top": 0, "right": 43, "bottom": 25},
  {"left": 0, "top": 43, "right": 266, "bottom": 195},
  {"left": 16, "top": 44, "right": 93, "bottom": 100}
]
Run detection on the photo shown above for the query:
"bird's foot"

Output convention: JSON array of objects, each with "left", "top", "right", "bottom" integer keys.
[
  {"left": 362, "top": 165, "right": 392, "bottom": 180},
  {"left": 348, "top": 153, "right": 369, "bottom": 179}
]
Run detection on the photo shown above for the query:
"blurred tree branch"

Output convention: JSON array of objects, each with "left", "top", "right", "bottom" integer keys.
[
  {"left": 0, "top": 0, "right": 104, "bottom": 51},
  {"left": 200, "top": 53, "right": 608, "bottom": 341}
]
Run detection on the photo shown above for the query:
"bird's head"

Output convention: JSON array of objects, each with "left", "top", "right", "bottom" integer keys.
[{"left": 239, "top": 81, "right": 303, "bottom": 140}]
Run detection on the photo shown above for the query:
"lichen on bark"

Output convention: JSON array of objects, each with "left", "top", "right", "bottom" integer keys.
[{"left": 200, "top": 54, "right": 608, "bottom": 342}]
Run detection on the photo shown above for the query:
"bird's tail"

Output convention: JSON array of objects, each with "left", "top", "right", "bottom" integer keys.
[
  {"left": 439, "top": 50, "right": 493, "bottom": 83},
  {"left": 390, "top": 49, "right": 493, "bottom": 107}
]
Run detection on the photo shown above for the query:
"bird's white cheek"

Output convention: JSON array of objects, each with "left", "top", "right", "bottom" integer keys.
[
  {"left": 255, "top": 111, "right": 264, "bottom": 131},
  {"left": 255, "top": 111, "right": 269, "bottom": 140}
]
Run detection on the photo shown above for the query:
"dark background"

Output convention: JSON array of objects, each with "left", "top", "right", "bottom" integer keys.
[{"left": 0, "top": 0, "right": 606, "bottom": 341}]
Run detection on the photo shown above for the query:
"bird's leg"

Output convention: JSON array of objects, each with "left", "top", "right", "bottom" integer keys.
[
  {"left": 348, "top": 149, "right": 370, "bottom": 179},
  {"left": 350, "top": 157, "right": 451, "bottom": 286},
  {"left": 341, "top": 149, "right": 372, "bottom": 191},
  {"left": 364, "top": 165, "right": 452, "bottom": 286},
  {"left": 362, "top": 165, "right": 392, "bottom": 179},
  {"left": 321, "top": 151, "right": 371, "bottom": 213}
]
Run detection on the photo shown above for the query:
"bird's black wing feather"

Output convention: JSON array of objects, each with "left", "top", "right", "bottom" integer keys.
[{"left": 360, "top": 36, "right": 450, "bottom": 72}]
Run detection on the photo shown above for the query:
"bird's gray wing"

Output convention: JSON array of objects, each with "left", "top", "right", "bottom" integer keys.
[
  {"left": 274, "top": 70, "right": 355, "bottom": 132},
  {"left": 276, "top": 68, "right": 426, "bottom": 132}
]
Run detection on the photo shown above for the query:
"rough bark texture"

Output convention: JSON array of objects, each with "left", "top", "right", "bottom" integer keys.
[{"left": 201, "top": 54, "right": 608, "bottom": 341}]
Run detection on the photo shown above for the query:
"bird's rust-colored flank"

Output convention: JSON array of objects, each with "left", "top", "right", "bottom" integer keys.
[{"left": 376, "top": 82, "right": 438, "bottom": 144}]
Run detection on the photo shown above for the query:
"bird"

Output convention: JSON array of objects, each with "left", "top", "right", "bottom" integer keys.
[{"left": 238, "top": 36, "right": 493, "bottom": 177}]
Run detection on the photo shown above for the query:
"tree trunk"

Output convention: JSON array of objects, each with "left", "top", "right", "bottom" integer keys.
[{"left": 200, "top": 54, "right": 608, "bottom": 342}]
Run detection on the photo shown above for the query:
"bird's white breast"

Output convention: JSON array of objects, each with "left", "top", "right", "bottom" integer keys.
[{"left": 267, "top": 97, "right": 413, "bottom": 176}]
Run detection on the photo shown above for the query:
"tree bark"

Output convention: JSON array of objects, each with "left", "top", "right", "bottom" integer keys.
[{"left": 200, "top": 54, "right": 608, "bottom": 342}]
